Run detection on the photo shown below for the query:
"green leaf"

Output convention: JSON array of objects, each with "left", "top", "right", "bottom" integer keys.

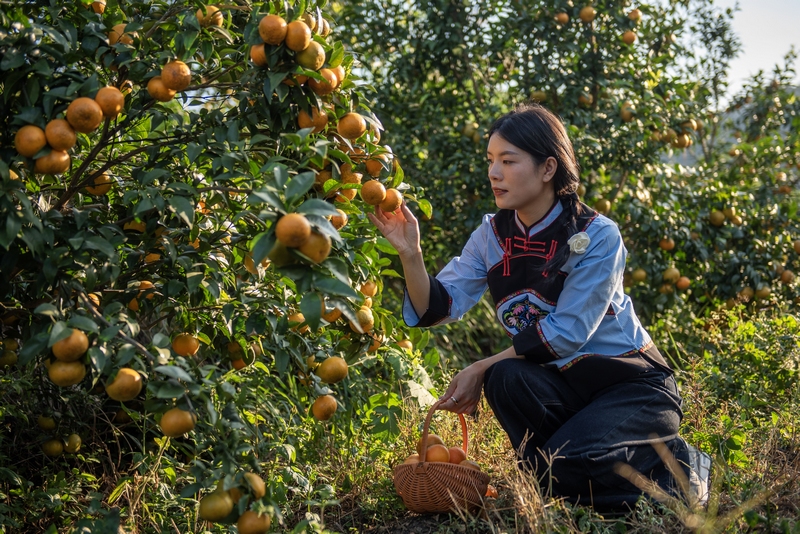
[
  {"left": 154, "top": 382, "right": 187, "bottom": 399},
  {"left": 153, "top": 365, "right": 194, "bottom": 382},
  {"left": 297, "top": 199, "right": 340, "bottom": 217},
  {"left": 300, "top": 293, "right": 322, "bottom": 332},
  {"left": 169, "top": 196, "right": 195, "bottom": 228},
  {"left": 285, "top": 172, "right": 315, "bottom": 201},
  {"left": 186, "top": 272, "right": 204, "bottom": 293},
  {"left": 313, "top": 276, "right": 360, "bottom": 299},
  {"left": 67, "top": 315, "right": 100, "bottom": 334},
  {"left": 34, "top": 303, "right": 59, "bottom": 317}
]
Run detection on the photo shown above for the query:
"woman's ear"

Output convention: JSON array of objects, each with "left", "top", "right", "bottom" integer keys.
[{"left": 541, "top": 156, "right": 558, "bottom": 183}]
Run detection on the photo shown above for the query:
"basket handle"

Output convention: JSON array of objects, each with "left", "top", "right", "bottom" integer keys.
[{"left": 418, "top": 399, "right": 469, "bottom": 463}]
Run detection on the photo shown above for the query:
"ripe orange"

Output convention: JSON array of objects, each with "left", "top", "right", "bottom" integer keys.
[
  {"left": 379, "top": 188, "right": 403, "bottom": 213},
  {"left": 298, "top": 231, "right": 331, "bottom": 263},
  {"left": 52, "top": 329, "right": 89, "bottom": 362},
  {"left": 331, "top": 65, "right": 346, "bottom": 88},
  {"left": 403, "top": 453, "right": 420, "bottom": 464},
  {"left": 67, "top": 97, "right": 104, "bottom": 133},
  {"left": 676, "top": 276, "right": 691, "bottom": 291},
  {"left": 709, "top": 210, "right": 726, "bottom": 227},
  {"left": 107, "top": 23, "right": 136, "bottom": 45},
  {"left": 285, "top": 20, "right": 311, "bottom": 51},
  {"left": 662, "top": 267, "right": 680, "bottom": 283},
  {"left": 360, "top": 280, "right": 378, "bottom": 297},
  {"left": 160, "top": 407, "right": 196, "bottom": 437},
  {"left": 460, "top": 459, "right": 481, "bottom": 471},
  {"left": 367, "top": 333, "right": 382, "bottom": 353},
  {"left": 197, "top": 5, "right": 224, "bottom": 27},
  {"left": 250, "top": 44, "right": 268, "bottom": 67},
  {"left": 781, "top": 269, "right": 795, "bottom": 284},
  {"left": 42, "top": 439, "right": 64, "bottom": 457},
  {"left": 34, "top": 150, "right": 71, "bottom": 174},
  {"left": 64, "top": 433, "right": 82, "bottom": 453},
  {"left": 309, "top": 68, "right": 337, "bottom": 95},
  {"left": 14, "top": 125, "right": 47, "bottom": 157},
  {"left": 48, "top": 360, "right": 87, "bottom": 386},
  {"left": 672, "top": 133, "right": 691, "bottom": 148},
  {"left": 485, "top": 484, "right": 498, "bottom": 498},
  {"left": 37, "top": 415, "right": 57, "bottom": 430},
  {"left": 658, "top": 237, "right": 675, "bottom": 251},
  {"left": 739, "top": 287, "right": 755, "bottom": 300},
  {"left": 365, "top": 154, "right": 387, "bottom": 177},
  {"left": 579, "top": 5, "right": 596, "bottom": 22},
  {"left": 95, "top": 86, "right": 125, "bottom": 118},
  {"left": 338, "top": 113, "right": 367, "bottom": 140},
  {"left": 321, "top": 305, "right": 342, "bottom": 323},
  {"left": 628, "top": 8, "right": 642, "bottom": 21},
  {"left": 123, "top": 220, "right": 146, "bottom": 232},
  {"left": 578, "top": 93, "right": 593, "bottom": 107},
  {"left": 424, "top": 444, "right": 450, "bottom": 462},
  {"left": 45, "top": 119, "right": 77, "bottom": 151},
  {"left": 555, "top": 12, "right": 569, "bottom": 24},
  {"left": 755, "top": 286, "right": 771, "bottom": 300},
  {"left": 237, "top": 510, "right": 271, "bottom": 534},
  {"left": 312, "top": 395, "right": 337, "bottom": 420},
  {"left": 594, "top": 198, "right": 611, "bottom": 214},
  {"left": 319, "top": 18, "right": 331, "bottom": 36},
  {"left": 361, "top": 180, "right": 386, "bottom": 205},
  {"left": 298, "top": 107, "right": 328, "bottom": 133},
  {"left": 282, "top": 73, "right": 308, "bottom": 86},
  {"left": 232, "top": 358, "right": 247, "bottom": 370},
  {"left": 91, "top": 0, "right": 106, "bottom": 14},
  {"left": 147, "top": 76, "right": 176, "bottom": 102},
  {"left": 172, "top": 333, "right": 200, "bottom": 356},
  {"left": 330, "top": 209, "right": 348, "bottom": 230},
  {"left": 85, "top": 173, "right": 113, "bottom": 195},
  {"left": 198, "top": 489, "right": 234, "bottom": 521},
  {"left": 301, "top": 12, "right": 317, "bottom": 31},
  {"left": 316, "top": 356, "right": 348, "bottom": 384},
  {"left": 620, "top": 101, "right": 635, "bottom": 123},
  {"left": 448, "top": 446, "right": 467, "bottom": 464},
  {"left": 0, "top": 350, "right": 18, "bottom": 367},
  {"left": 397, "top": 339, "right": 413, "bottom": 351},
  {"left": 622, "top": 31, "right": 637, "bottom": 45},
  {"left": 349, "top": 307, "right": 374, "bottom": 333},
  {"left": 288, "top": 312, "right": 309, "bottom": 333},
  {"left": 275, "top": 213, "right": 311, "bottom": 248},
  {"left": 334, "top": 188, "right": 357, "bottom": 203},
  {"left": 105, "top": 368, "right": 143, "bottom": 401},
  {"left": 259, "top": 14, "right": 287, "bottom": 45},
  {"left": 416, "top": 434, "right": 445, "bottom": 457},
  {"left": 161, "top": 60, "right": 192, "bottom": 91},
  {"left": 297, "top": 41, "right": 326, "bottom": 71},
  {"left": 631, "top": 268, "right": 647, "bottom": 283}
]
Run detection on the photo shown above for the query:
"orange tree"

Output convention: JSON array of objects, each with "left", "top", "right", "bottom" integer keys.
[
  {"left": 337, "top": 0, "right": 800, "bottom": 356},
  {"left": 0, "top": 0, "right": 434, "bottom": 530}
]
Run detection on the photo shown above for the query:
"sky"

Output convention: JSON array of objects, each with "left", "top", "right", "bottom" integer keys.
[{"left": 714, "top": 0, "right": 800, "bottom": 95}]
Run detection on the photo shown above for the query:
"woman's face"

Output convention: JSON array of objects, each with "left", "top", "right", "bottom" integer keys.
[{"left": 486, "top": 134, "right": 556, "bottom": 224}]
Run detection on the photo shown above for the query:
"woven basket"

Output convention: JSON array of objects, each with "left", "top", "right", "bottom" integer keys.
[{"left": 393, "top": 400, "right": 490, "bottom": 514}]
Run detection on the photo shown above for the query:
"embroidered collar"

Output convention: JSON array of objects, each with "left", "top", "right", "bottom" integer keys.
[{"left": 514, "top": 200, "right": 563, "bottom": 236}]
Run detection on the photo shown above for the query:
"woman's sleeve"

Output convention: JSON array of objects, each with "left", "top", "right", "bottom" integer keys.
[
  {"left": 403, "top": 220, "right": 491, "bottom": 327},
  {"left": 512, "top": 222, "right": 625, "bottom": 362}
]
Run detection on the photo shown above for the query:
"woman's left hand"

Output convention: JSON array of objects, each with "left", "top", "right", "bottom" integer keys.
[{"left": 439, "top": 362, "right": 487, "bottom": 415}]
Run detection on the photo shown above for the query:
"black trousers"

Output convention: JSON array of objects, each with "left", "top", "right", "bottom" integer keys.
[{"left": 483, "top": 358, "right": 691, "bottom": 511}]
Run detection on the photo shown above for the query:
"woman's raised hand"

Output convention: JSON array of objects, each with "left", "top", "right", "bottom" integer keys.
[
  {"left": 367, "top": 202, "right": 421, "bottom": 258},
  {"left": 438, "top": 363, "right": 486, "bottom": 415}
]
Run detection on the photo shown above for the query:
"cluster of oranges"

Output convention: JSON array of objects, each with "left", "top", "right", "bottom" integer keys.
[
  {"left": 198, "top": 472, "right": 271, "bottom": 534},
  {"left": 552, "top": 6, "right": 641, "bottom": 45},
  {"left": 12, "top": 86, "right": 124, "bottom": 176},
  {"left": 404, "top": 433, "right": 482, "bottom": 471}
]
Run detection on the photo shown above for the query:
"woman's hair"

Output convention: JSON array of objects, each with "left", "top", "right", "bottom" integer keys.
[{"left": 488, "top": 102, "right": 583, "bottom": 278}]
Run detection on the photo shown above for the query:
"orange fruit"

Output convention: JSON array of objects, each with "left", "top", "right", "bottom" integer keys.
[
  {"left": 397, "top": 339, "right": 413, "bottom": 351},
  {"left": 282, "top": 73, "right": 308, "bottom": 86},
  {"left": 198, "top": 489, "right": 234, "bottom": 521},
  {"left": 85, "top": 173, "right": 113, "bottom": 195},
  {"left": 64, "top": 433, "right": 82, "bottom": 453},
  {"left": 416, "top": 434, "right": 445, "bottom": 457},
  {"left": 485, "top": 484, "right": 498, "bottom": 498},
  {"left": 330, "top": 209, "right": 348, "bottom": 230},
  {"left": 147, "top": 76, "right": 176, "bottom": 102},
  {"left": 628, "top": 8, "right": 642, "bottom": 21},
  {"left": 105, "top": 368, "right": 143, "bottom": 401},
  {"left": 780, "top": 269, "right": 795, "bottom": 284},
  {"left": 579, "top": 6, "right": 596, "bottom": 22},
  {"left": 288, "top": 312, "right": 309, "bottom": 333},
  {"left": 37, "top": 415, "right": 57, "bottom": 430},
  {"left": 14, "top": 125, "right": 47, "bottom": 157},
  {"left": 48, "top": 360, "right": 87, "bottom": 386},
  {"left": 161, "top": 60, "right": 192, "bottom": 91},
  {"left": 662, "top": 267, "right": 680, "bottom": 283},
  {"left": 44, "top": 119, "right": 77, "bottom": 151},
  {"left": 319, "top": 18, "right": 331, "bottom": 36},
  {"left": 196, "top": 5, "right": 224, "bottom": 27},
  {"left": 403, "top": 453, "right": 420, "bottom": 464},
  {"left": 298, "top": 107, "right": 328, "bottom": 133},
  {"left": 379, "top": 188, "right": 403, "bottom": 213},
  {"left": 349, "top": 306, "right": 374, "bottom": 333},
  {"left": 52, "top": 329, "right": 89, "bottom": 362},
  {"left": 296, "top": 41, "right": 326, "bottom": 71},
  {"left": 360, "top": 280, "right": 378, "bottom": 297},
  {"left": 658, "top": 237, "right": 675, "bottom": 251},
  {"left": 259, "top": 14, "right": 287, "bottom": 45},
  {"left": 360, "top": 180, "right": 386, "bottom": 205},
  {"left": 285, "top": 20, "right": 311, "bottom": 51},
  {"left": 160, "top": 407, "right": 196, "bottom": 437},
  {"left": 42, "top": 439, "right": 64, "bottom": 457},
  {"left": 67, "top": 97, "right": 104, "bottom": 133},
  {"left": 250, "top": 44, "right": 268, "bottom": 67},
  {"left": 107, "top": 23, "right": 136, "bottom": 45},
  {"left": 309, "top": 67, "right": 337, "bottom": 95},
  {"left": 620, "top": 101, "right": 635, "bottom": 123},
  {"left": 632, "top": 268, "right": 647, "bottom": 282},
  {"left": 95, "top": 86, "right": 125, "bottom": 118},
  {"left": 91, "top": 0, "right": 106, "bottom": 14},
  {"left": 334, "top": 188, "right": 357, "bottom": 203},
  {"left": 172, "top": 333, "right": 200, "bottom": 356},
  {"left": 709, "top": 210, "right": 725, "bottom": 227},
  {"left": 555, "top": 12, "right": 569, "bottom": 24},
  {"left": 676, "top": 276, "right": 691, "bottom": 291},
  {"left": 331, "top": 65, "right": 346, "bottom": 87},
  {"left": 312, "top": 395, "right": 337, "bottom": 421},
  {"left": 275, "top": 213, "right": 311, "bottom": 248},
  {"left": 321, "top": 305, "right": 342, "bottom": 323},
  {"left": 448, "top": 446, "right": 467, "bottom": 464},
  {"left": 232, "top": 358, "right": 247, "bottom": 370},
  {"left": 337, "top": 113, "right": 367, "bottom": 140},
  {"left": 297, "top": 231, "right": 331, "bottom": 263},
  {"left": 424, "top": 444, "right": 450, "bottom": 462},
  {"left": 316, "top": 356, "right": 348, "bottom": 384},
  {"left": 237, "top": 510, "right": 271, "bottom": 534},
  {"left": 755, "top": 285, "right": 771, "bottom": 300},
  {"left": 0, "top": 350, "right": 18, "bottom": 367},
  {"left": 460, "top": 459, "right": 481, "bottom": 471},
  {"left": 301, "top": 12, "right": 317, "bottom": 31},
  {"left": 34, "top": 150, "right": 71, "bottom": 174},
  {"left": 622, "top": 31, "right": 637, "bottom": 45},
  {"left": 365, "top": 155, "right": 388, "bottom": 177},
  {"left": 594, "top": 198, "right": 611, "bottom": 214}
]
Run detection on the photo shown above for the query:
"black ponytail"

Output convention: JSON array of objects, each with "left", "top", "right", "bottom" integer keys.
[{"left": 489, "top": 103, "right": 584, "bottom": 278}]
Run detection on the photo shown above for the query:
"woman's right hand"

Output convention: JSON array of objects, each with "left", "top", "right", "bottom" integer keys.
[{"left": 367, "top": 202, "right": 421, "bottom": 258}]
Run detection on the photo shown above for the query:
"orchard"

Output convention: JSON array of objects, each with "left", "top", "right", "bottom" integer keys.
[{"left": 3, "top": 0, "right": 800, "bottom": 532}]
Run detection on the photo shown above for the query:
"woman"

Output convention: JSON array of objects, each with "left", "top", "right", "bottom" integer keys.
[{"left": 369, "top": 103, "right": 708, "bottom": 511}]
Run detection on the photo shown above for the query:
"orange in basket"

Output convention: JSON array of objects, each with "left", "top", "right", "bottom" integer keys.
[{"left": 393, "top": 400, "right": 490, "bottom": 514}]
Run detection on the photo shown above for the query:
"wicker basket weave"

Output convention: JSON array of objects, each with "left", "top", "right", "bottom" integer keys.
[{"left": 393, "top": 400, "right": 490, "bottom": 514}]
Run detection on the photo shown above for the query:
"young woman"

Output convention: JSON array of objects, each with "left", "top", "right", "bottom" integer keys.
[{"left": 369, "top": 103, "right": 707, "bottom": 511}]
